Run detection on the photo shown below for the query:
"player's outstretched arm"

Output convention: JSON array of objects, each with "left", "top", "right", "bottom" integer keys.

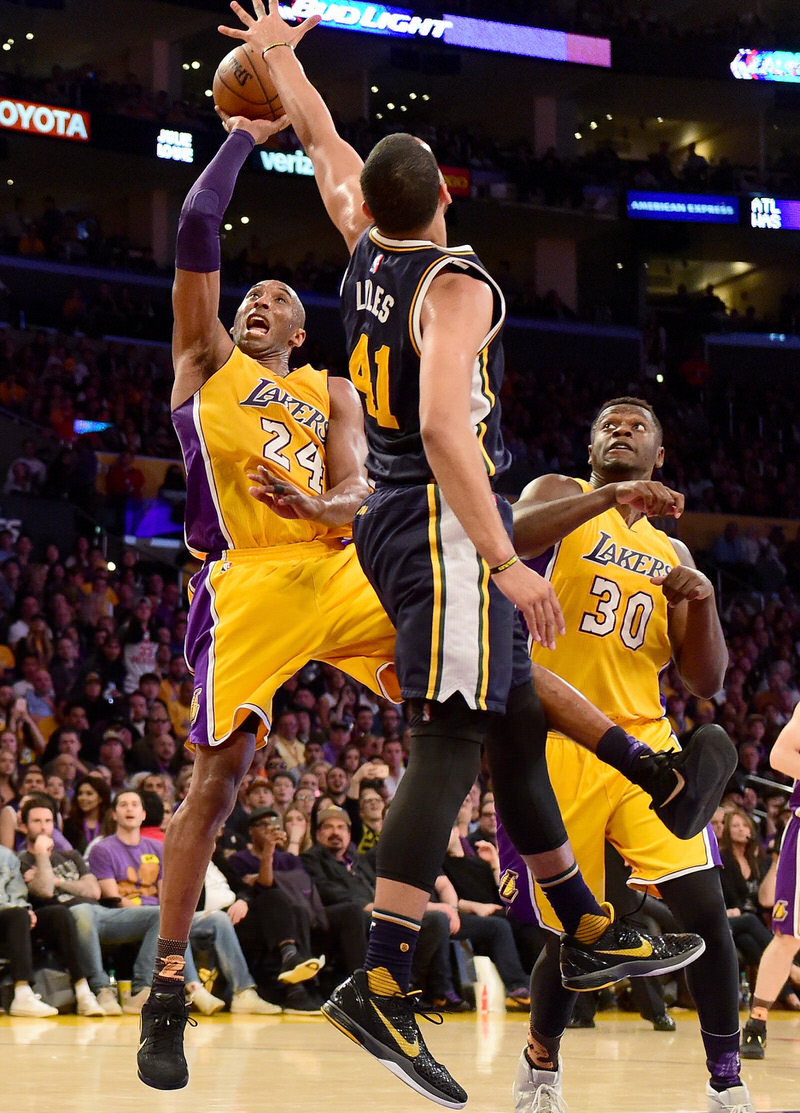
[
  {"left": 769, "top": 700, "right": 800, "bottom": 781},
  {"left": 418, "top": 272, "right": 564, "bottom": 649},
  {"left": 172, "top": 113, "right": 289, "bottom": 409},
  {"left": 220, "top": 0, "right": 368, "bottom": 252},
  {"left": 513, "top": 474, "right": 684, "bottom": 559},
  {"left": 247, "top": 377, "right": 370, "bottom": 526}
]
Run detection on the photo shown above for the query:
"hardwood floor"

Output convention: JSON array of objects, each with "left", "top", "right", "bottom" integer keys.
[{"left": 1, "top": 1006, "right": 798, "bottom": 1112}]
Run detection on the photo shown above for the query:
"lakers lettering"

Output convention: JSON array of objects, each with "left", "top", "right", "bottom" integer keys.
[
  {"left": 240, "top": 380, "right": 328, "bottom": 439},
  {"left": 583, "top": 529, "right": 672, "bottom": 579},
  {"left": 355, "top": 279, "right": 394, "bottom": 323}
]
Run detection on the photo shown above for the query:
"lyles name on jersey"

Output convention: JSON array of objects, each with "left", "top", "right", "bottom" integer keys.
[{"left": 355, "top": 277, "right": 395, "bottom": 323}]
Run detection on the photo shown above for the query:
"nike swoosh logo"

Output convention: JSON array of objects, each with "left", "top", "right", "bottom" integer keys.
[
  {"left": 660, "top": 770, "right": 685, "bottom": 808},
  {"left": 369, "top": 1000, "right": 420, "bottom": 1058},
  {"left": 596, "top": 939, "right": 654, "bottom": 959},
  {"left": 137, "top": 1040, "right": 148, "bottom": 1053}
]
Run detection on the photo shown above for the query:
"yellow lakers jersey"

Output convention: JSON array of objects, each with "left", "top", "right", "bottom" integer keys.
[
  {"left": 172, "top": 347, "right": 350, "bottom": 558},
  {"left": 531, "top": 478, "right": 680, "bottom": 726}
]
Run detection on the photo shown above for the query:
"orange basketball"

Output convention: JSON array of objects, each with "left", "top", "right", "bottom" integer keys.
[{"left": 212, "top": 45, "right": 284, "bottom": 122}]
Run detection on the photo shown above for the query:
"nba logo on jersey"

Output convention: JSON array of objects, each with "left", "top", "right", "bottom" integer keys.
[{"left": 370, "top": 253, "right": 384, "bottom": 274}]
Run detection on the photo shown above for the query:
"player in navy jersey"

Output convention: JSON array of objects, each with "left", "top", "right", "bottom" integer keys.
[{"left": 220, "top": 3, "right": 715, "bottom": 1106}]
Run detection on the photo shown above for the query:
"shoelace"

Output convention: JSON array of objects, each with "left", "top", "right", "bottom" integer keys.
[
  {"left": 405, "top": 990, "right": 444, "bottom": 1026},
  {"left": 531, "top": 1082, "right": 568, "bottom": 1113},
  {"left": 145, "top": 1010, "right": 197, "bottom": 1052}
]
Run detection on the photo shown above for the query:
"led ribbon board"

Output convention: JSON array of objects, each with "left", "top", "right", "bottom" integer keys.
[
  {"left": 280, "top": 2, "right": 611, "bottom": 65},
  {"left": 750, "top": 195, "right": 800, "bottom": 230},
  {"left": 731, "top": 49, "right": 800, "bottom": 82},
  {"left": 0, "top": 99, "right": 89, "bottom": 141},
  {"left": 627, "top": 191, "right": 739, "bottom": 224}
]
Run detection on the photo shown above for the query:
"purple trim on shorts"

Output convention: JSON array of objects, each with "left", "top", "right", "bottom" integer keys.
[
  {"left": 773, "top": 803, "right": 799, "bottom": 936},
  {"left": 184, "top": 561, "right": 214, "bottom": 748},
  {"left": 173, "top": 396, "right": 229, "bottom": 555}
]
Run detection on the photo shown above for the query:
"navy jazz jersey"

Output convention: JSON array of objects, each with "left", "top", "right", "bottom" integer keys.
[{"left": 340, "top": 227, "right": 511, "bottom": 485}]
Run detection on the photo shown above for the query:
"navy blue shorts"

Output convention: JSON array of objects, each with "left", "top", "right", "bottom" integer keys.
[{"left": 352, "top": 482, "right": 532, "bottom": 713}]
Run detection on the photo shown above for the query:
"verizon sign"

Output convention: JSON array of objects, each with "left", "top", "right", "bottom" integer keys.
[{"left": 0, "top": 99, "right": 90, "bottom": 142}]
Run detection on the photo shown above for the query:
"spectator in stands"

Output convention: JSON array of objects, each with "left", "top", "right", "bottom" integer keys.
[
  {"left": 469, "top": 796, "right": 498, "bottom": 850},
  {"left": 270, "top": 710, "right": 305, "bottom": 771},
  {"left": 270, "top": 771, "right": 297, "bottom": 820},
  {"left": 4, "top": 695, "right": 46, "bottom": 764},
  {"left": 3, "top": 461, "right": 34, "bottom": 496},
  {"left": 49, "top": 635, "right": 82, "bottom": 701},
  {"left": 356, "top": 786, "right": 385, "bottom": 855},
  {"left": 322, "top": 719, "right": 350, "bottom": 766},
  {"left": 63, "top": 772, "right": 111, "bottom": 854},
  {"left": 222, "top": 808, "right": 323, "bottom": 1013},
  {"left": 119, "top": 597, "right": 159, "bottom": 694},
  {"left": 437, "top": 823, "right": 531, "bottom": 1011},
  {"left": 282, "top": 805, "right": 312, "bottom": 856},
  {"left": 681, "top": 143, "right": 709, "bottom": 187},
  {"left": 0, "top": 746, "right": 19, "bottom": 806},
  {"left": 301, "top": 806, "right": 369, "bottom": 921},
  {"left": 718, "top": 808, "right": 777, "bottom": 987},
  {"left": 16, "top": 795, "right": 105, "bottom": 1015},
  {"left": 166, "top": 676, "right": 193, "bottom": 744},
  {"left": 88, "top": 788, "right": 274, "bottom": 1015},
  {"left": 0, "top": 842, "right": 61, "bottom": 1015}
]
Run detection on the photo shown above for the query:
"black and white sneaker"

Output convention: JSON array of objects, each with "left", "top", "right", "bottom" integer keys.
[
  {"left": 639, "top": 724, "right": 737, "bottom": 840},
  {"left": 560, "top": 909, "right": 706, "bottom": 991},
  {"left": 322, "top": 968, "right": 467, "bottom": 1109},
  {"left": 136, "top": 991, "right": 197, "bottom": 1090}
]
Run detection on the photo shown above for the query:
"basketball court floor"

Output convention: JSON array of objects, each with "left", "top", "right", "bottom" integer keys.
[{"left": 2, "top": 1007, "right": 798, "bottom": 1112}]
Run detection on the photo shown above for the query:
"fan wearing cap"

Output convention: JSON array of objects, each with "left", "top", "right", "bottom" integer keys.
[{"left": 222, "top": 806, "right": 324, "bottom": 1013}]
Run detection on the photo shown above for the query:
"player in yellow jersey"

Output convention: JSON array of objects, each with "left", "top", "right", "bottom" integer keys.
[
  {"left": 137, "top": 110, "right": 400, "bottom": 1091},
  {"left": 506, "top": 398, "right": 754, "bottom": 1113}
]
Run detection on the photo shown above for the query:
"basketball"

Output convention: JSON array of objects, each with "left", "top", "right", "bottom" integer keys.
[{"left": 212, "top": 45, "right": 285, "bottom": 122}]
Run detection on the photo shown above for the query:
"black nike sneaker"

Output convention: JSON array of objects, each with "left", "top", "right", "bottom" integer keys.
[
  {"left": 137, "top": 991, "right": 197, "bottom": 1090},
  {"left": 560, "top": 907, "right": 706, "bottom": 991},
  {"left": 322, "top": 968, "right": 467, "bottom": 1109},
  {"left": 638, "top": 724, "right": 737, "bottom": 840},
  {"left": 740, "top": 1019, "right": 766, "bottom": 1060}
]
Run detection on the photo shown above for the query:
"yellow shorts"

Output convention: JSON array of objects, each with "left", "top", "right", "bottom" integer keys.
[
  {"left": 185, "top": 539, "right": 399, "bottom": 749},
  {"left": 532, "top": 721, "right": 718, "bottom": 932}
]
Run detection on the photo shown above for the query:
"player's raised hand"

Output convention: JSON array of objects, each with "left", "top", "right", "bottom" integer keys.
[
  {"left": 492, "top": 560, "right": 565, "bottom": 651},
  {"left": 215, "top": 105, "right": 290, "bottom": 143},
  {"left": 613, "top": 479, "right": 684, "bottom": 519},
  {"left": 247, "top": 462, "right": 319, "bottom": 520},
  {"left": 651, "top": 564, "right": 714, "bottom": 607},
  {"left": 219, "top": 0, "right": 321, "bottom": 53}
]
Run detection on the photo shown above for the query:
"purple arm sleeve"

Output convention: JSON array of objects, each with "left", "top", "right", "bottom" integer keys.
[{"left": 174, "top": 128, "right": 256, "bottom": 273}]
